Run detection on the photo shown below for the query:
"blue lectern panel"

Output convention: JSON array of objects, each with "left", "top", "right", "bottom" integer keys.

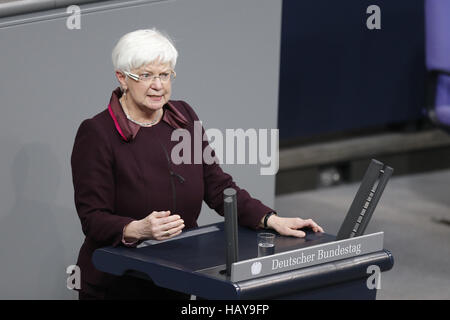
[{"left": 93, "top": 223, "right": 393, "bottom": 299}]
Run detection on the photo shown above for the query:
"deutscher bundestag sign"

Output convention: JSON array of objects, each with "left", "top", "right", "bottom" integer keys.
[{"left": 230, "top": 232, "right": 384, "bottom": 282}]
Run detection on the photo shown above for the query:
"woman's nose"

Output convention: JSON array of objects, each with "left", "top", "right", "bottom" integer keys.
[{"left": 150, "top": 77, "right": 163, "bottom": 90}]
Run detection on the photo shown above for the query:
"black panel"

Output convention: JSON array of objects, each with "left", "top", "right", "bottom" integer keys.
[{"left": 278, "top": 0, "right": 426, "bottom": 140}]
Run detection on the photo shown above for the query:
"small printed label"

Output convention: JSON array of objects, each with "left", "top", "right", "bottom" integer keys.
[{"left": 231, "top": 232, "right": 384, "bottom": 282}]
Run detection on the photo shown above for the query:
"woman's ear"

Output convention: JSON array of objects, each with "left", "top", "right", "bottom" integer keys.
[{"left": 115, "top": 71, "right": 127, "bottom": 91}]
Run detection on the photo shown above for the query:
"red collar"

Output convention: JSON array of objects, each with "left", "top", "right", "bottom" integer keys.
[{"left": 107, "top": 87, "right": 188, "bottom": 141}]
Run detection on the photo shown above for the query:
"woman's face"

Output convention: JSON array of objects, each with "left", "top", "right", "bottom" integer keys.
[{"left": 118, "top": 61, "right": 173, "bottom": 113}]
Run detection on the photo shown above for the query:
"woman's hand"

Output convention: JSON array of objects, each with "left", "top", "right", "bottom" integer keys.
[
  {"left": 124, "top": 210, "right": 185, "bottom": 241},
  {"left": 265, "top": 215, "right": 324, "bottom": 238}
]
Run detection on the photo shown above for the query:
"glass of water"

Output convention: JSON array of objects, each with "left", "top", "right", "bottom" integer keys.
[{"left": 257, "top": 233, "right": 275, "bottom": 257}]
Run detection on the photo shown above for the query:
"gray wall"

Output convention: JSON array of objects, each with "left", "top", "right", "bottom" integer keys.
[{"left": 0, "top": 0, "right": 281, "bottom": 299}]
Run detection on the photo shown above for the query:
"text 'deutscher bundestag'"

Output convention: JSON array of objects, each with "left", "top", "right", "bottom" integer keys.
[{"left": 231, "top": 232, "right": 384, "bottom": 282}]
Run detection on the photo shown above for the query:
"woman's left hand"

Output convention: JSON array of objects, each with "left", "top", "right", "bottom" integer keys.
[{"left": 266, "top": 215, "right": 324, "bottom": 238}]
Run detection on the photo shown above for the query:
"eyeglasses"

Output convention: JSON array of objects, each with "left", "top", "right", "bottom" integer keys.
[{"left": 123, "top": 70, "right": 176, "bottom": 83}]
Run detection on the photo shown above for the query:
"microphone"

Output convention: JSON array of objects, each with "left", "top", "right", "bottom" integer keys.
[{"left": 224, "top": 188, "right": 239, "bottom": 277}]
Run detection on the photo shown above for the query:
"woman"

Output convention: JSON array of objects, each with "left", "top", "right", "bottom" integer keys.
[{"left": 71, "top": 29, "right": 324, "bottom": 300}]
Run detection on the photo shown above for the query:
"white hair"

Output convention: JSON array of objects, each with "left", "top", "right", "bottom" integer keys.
[{"left": 112, "top": 29, "right": 178, "bottom": 72}]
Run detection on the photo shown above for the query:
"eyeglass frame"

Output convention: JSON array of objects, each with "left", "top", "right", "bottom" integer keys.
[{"left": 123, "top": 70, "right": 176, "bottom": 83}]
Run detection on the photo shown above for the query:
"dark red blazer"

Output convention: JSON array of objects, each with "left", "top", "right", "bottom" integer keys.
[{"left": 71, "top": 88, "right": 274, "bottom": 296}]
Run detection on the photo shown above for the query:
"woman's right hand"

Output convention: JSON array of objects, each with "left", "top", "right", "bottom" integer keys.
[{"left": 124, "top": 211, "right": 185, "bottom": 241}]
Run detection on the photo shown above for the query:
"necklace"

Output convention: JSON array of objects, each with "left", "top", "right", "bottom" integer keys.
[{"left": 120, "top": 96, "right": 162, "bottom": 127}]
